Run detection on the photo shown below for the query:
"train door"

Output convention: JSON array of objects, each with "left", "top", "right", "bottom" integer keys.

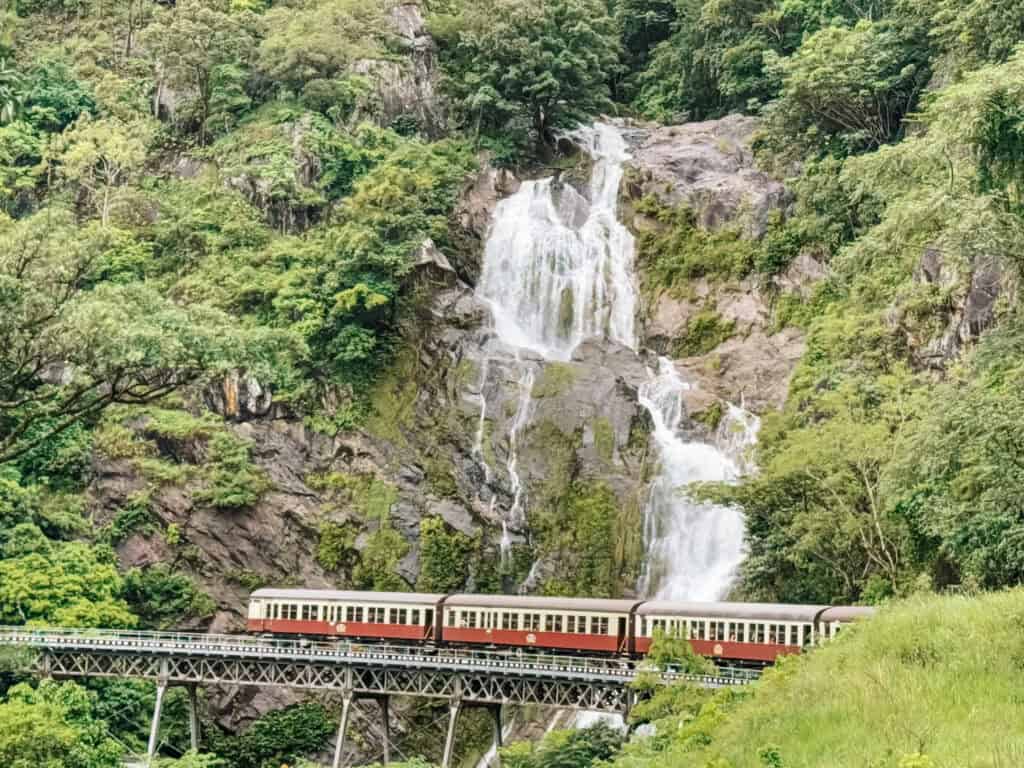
[{"left": 617, "top": 616, "right": 628, "bottom": 653}]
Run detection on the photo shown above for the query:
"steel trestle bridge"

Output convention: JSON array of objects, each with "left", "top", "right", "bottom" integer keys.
[{"left": 0, "top": 626, "right": 759, "bottom": 767}]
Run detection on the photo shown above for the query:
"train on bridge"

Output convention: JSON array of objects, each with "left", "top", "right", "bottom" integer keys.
[{"left": 247, "top": 589, "right": 872, "bottom": 664}]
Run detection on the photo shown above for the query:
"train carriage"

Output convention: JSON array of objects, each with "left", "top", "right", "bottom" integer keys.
[
  {"left": 635, "top": 601, "right": 829, "bottom": 663},
  {"left": 244, "top": 589, "right": 874, "bottom": 664},
  {"left": 442, "top": 595, "right": 641, "bottom": 654},
  {"left": 247, "top": 588, "right": 443, "bottom": 642}
]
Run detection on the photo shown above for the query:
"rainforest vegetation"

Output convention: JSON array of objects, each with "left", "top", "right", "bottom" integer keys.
[{"left": 2, "top": 0, "right": 1024, "bottom": 763}]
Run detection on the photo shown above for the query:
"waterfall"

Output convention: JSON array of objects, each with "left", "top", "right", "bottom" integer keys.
[
  {"left": 473, "top": 123, "right": 639, "bottom": 555},
  {"left": 636, "top": 358, "right": 760, "bottom": 600},
  {"left": 476, "top": 123, "right": 637, "bottom": 359},
  {"left": 475, "top": 121, "right": 757, "bottom": 604}
]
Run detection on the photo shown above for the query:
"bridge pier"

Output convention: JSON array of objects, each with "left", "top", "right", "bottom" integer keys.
[
  {"left": 489, "top": 703, "right": 503, "bottom": 751},
  {"left": 187, "top": 685, "right": 200, "bottom": 752},
  {"left": 146, "top": 679, "right": 168, "bottom": 765},
  {"left": 378, "top": 695, "right": 391, "bottom": 765},
  {"left": 332, "top": 691, "right": 355, "bottom": 768},
  {"left": 441, "top": 698, "right": 462, "bottom": 768}
]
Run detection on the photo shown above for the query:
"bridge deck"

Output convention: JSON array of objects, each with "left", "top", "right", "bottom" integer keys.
[{"left": 0, "top": 626, "right": 760, "bottom": 766}]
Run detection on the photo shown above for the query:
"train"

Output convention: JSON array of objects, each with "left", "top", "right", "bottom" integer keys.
[{"left": 246, "top": 589, "right": 874, "bottom": 665}]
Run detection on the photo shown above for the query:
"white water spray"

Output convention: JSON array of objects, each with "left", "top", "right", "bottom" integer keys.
[
  {"left": 636, "top": 358, "right": 759, "bottom": 600},
  {"left": 476, "top": 121, "right": 758, "bottom": 603},
  {"left": 477, "top": 123, "right": 637, "bottom": 360}
]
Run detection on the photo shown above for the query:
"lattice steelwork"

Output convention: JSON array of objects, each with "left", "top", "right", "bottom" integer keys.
[{"left": 2, "top": 627, "right": 758, "bottom": 767}]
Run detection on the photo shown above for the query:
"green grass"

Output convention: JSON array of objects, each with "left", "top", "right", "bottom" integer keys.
[{"left": 615, "top": 590, "right": 1024, "bottom": 768}]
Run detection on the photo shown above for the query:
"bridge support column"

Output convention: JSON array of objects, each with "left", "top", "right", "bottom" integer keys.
[
  {"left": 489, "top": 703, "right": 503, "bottom": 752},
  {"left": 146, "top": 679, "right": 168, "bottom": 764},
  {"left": 332, "top": 691, "right": 354, "bottom": 768},
  {"left": 187, "top": 685, "right": 200, "bottom": 752},
  {"left": 379, "top": 695, "right": 391, "bottom": 765},
  {"left": 441, "top": 698, "right": 462, "bottom": 768}
]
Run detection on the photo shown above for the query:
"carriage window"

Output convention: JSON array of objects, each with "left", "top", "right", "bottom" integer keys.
[
  {"left": 425, "top": 609, "right": 433, "bottom": 626},
  {"left": 301, "top": 605, "right": 312, "bottom": 621},
  {"left": 803, "top": 624, "right": 813, "bottom": 646},
  {"left": 727, "top": 622, "right": 739, "bottom": 642},
  {"left": 567, "top": 616, "right": 576, "bottom": 633},
  {"left": 399, "top": 609, "right": 408, "bottom": 625},
  {"left": 768, "top": 624, "right": 778, "bottom": 643},
  {"left": 750, "top": 623, "right": 765, "bottom": 643},
  {"left": 446, "top": 610, "right": 456, "bottom": 627},
  {"left": 596, "top": 617, "right": 609, "bottom": 635},
  {"left": 709, "top": 621, "right": 725, "bottom": 641},
  {"left": 554, "top": 615, "right": 563, "bottom": 632},
  {"left": 509, "top": 613, "right": 519, "bottom": 630},
  {"left": 411, "top": 609, "right": 420, "bottom": 625},
  {"left": 789, "top": 625, "right": 799, "bottom": 645},
  {"left": 389, "top": 609, "right": 398, "bottom": 624},
  {"left": 545, "top": 615, "right": 554, "bottom": 632},
  {"left": 524, "top": 613, "right": 538, "bottom": 631}
]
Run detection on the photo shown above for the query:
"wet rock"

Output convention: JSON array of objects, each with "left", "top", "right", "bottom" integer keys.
[
  {"left": 204, "top": 371, "right": 275, "bottom": 422},
  {"left": 624, "top": 115, "right": 790, "bottom": 238}
]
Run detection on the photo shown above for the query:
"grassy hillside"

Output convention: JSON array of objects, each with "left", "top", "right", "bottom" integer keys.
[{"left": 612, "top": 591, "right": 1024, "bottom": 768}]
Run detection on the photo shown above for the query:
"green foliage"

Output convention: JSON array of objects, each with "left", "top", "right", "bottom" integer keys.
[
  {"left": 316, "top": 520, "right": 359, "bottom": 573},
  {"left": 671, "top": 311, "right": 735, "bottom": 357},
  {"left": 532, "top": 363, "right": 578, "bottom": 398},
  {"left": 644, "top": 628, "right": 717, "bottom": 674},
  {"left": 353, "top": 524, "right": 410, "bottom": 591},
  {"left": 416, "top": 516, "right": 473, "bottom": 592},
  {"left": 0, "top": 540, "right": 137, "bottom": 627},
  {"left": 140, "top": 0, "right": 258, "bottom": 144},
  {"left": 435, "top": 0, "right": 620, "bottom": 141},
  {"left": 123, "top": 565, "right": 215, "bottom": 629},
  {"left": 195, "top": 432, "right": 272, "bottom": 509},
  {"left": 0, "top": 681, "right": 122, "bottom": 768},
  {"left": 500, "top": 722, "right": 625, "bottom": 768},
  {"left": 635, "top": 198, "right": 757, "bottom": 287},
  {"left": 537, "top": 480, "right": 621, "bottom": 597},
  {"left": 609, "top": 592, "right": 1024, "bottom": 767},
  {"left": 210, "top": 702, "right": 334, "bottom": 768},
  {"left": 763, "top": 19, "right": 932, "bottom": 156},
  {"left": 256, "top": 0, "right": 389, "bottom": 97}
]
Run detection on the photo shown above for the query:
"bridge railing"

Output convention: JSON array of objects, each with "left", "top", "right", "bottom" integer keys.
[{"left": 0, "top": 625, "right": 761, "bottom": 686}]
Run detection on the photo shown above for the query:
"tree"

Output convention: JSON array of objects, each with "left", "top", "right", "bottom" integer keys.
[
  {"left": 49, "top": 116, "right": 153, "bottom": 225},
  {"left": 0, "top": 539, "right": 136, "bottom": 626},
  {"left": 140, "top": 0, "right": 257, "bottom": 144},
  {"left": 764, "top": 19, "right": 932, "bottom": 154},
  {"left": 0, "top": 681, "right": 122, "bottom": 768},
  {"left": 0, "top": 210, "right": 286, "bottom": 465},
  {"left": 438, "top": 0, "right": 620, "bottom": 141},
  {"left": 416, "top": 516, "right": 472, "bottom": 592},
  {"left": 256, "top": 0, "right": 387, "bottom": 98},
  {"left": 500, "top": 722, "right": 624, "bottom": 768},
  {"left": 0, "top": 58, "right": 23, "bottom": 125}
]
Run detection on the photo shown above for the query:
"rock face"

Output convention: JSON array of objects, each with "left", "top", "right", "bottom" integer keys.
[
  {"left": 623, "top": 115, "right": 790, "bottom": 238},
  {"left": 903, "top": 246, "right": 1015, "bottom": 367},
  {"left": 352, "top": 4, "right": 447, "bottom": 136},
  {"left": 644, "top": 278, "right": 806, "bottom": 413},
  {"left": 621, "top": 116, "right": 805, "bottom": 414}
]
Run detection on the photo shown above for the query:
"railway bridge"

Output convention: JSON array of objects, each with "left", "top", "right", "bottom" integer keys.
[{"left": 0, "top": 626, "right": 758, "bottom": 767}]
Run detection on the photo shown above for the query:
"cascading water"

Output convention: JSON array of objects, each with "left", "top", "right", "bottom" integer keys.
[
  {"left": 473, "top": 124, "right": 639, "bottom": 561},
  {"left": 636, "top": 358, "right": 759, "bottom": 601},
  {"left": 476, "top": 123, "right": 637, "bottom": 360},
  {"left": 475, "top": 120, "right": 757, "bottom": 603},
  {"left": 471, "top": 121, "right": 760, "bottom": 754}
]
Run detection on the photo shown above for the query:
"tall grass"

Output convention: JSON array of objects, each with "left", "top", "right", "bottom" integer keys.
[{"left": 615, "top": 591, "right": 1024, "bottom": 768}]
